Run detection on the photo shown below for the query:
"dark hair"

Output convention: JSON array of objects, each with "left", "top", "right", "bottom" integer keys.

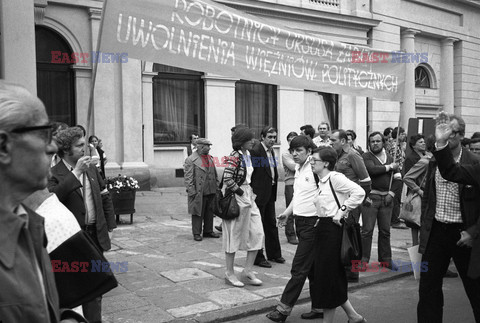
[
  {"left": 318, "top": 122, "right": 330, "bottom": 131},
  {"left": 88, "top": 135, "right": 99, "bottom": 143},
  {"left": 368, "top": 131, "right": 386, "bottom": 144},
  {"left": 392, "top": 127, "right": 405, "bottom": 139},
  {"left": 461, "top": 138, "right": 471, "bottom": 147},
  {"left": 408, "top": 134, "right": 424, "bottom": 150},
  {"left": 470, "top": 137, "right": 480, "bottom": 144},
  {"left": 346, "top": 129, "right": 357, "bottom": 140},
  {"left": 383, "top": 127, "right": 393, "bottom": 137},
  {"left": 231, "top": 123, "right": 247, "bottom": 133},
  {"left": 332, "top": 129, "right": 348, "bottom": 142},
  {"left": 232, "top": 127, "right": 254, "bottom": 150},
  {"left": 471, "top": 132, "right": 480, "bottom": 140},
  {"left": 261, "top": 126, "right": 277, "bottom": 138},
  {"left": 189, "top": 133, "right": 198, "bottom": 143},
  {"left": 52, "top": 121, "right": 69, "bottom": 137},
  {"left": 312, "top": 146, "right": 337, "bottom": 171},
  {"left": 55, "top": 127, "right": 85, "bottom": 158},
  {"left": 289, "top": 135, "right": 315, "bottom": 151},
  {"left": 75, "top": 124, "right": 86, "bottom": 136},
  {"left": 425, "top": 134, "right": 436, "bottom": 153},
  {"left": 286, "top": 131, "right": 298, "bottom": 141},
  {"left": 449, "top": 114, "right": 466, "bottom": 137},
  {"left": 300, "top": 125, "right": 315, "bottom": 139}
]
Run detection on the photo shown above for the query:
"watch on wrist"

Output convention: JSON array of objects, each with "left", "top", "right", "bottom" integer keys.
[{"left": 340, "top": 205, "right": 347, "bottom": 212}]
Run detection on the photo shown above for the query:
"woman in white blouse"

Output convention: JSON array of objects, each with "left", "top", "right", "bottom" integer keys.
[{"left": 310, "top": 147, "right": 366, "bottom": 323}]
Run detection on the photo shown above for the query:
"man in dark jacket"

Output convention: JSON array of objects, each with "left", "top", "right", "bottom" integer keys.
[
  {"left": 361, "top": 132, "right": 402, "bottom": 268},
  {"left": 251, "top": 126, "right": 283, "bottom": 268},
  {"left": 49, "top": 126, "right": 116, "bottom": 323},
  {"left": 0, "top": 80, "right": 84, "bottom": 322},
  {"left": 417, "top": 114, "right": 480, "bottom": 322}
]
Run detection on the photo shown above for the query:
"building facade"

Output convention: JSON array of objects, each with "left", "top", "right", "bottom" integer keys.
[{"left": 1, "top": 0, "right": 479, "bottom": 188}]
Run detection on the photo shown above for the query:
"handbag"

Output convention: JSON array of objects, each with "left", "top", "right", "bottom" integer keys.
[
  {"left": 213, "top": 158, "right": 245, "bottom": 220},
  {"left": 399, "top": 192, "right": 421, "bottom": 227},
  {"left": 50, "top": 230, "right": 118, "bottom": 308},
  {"left": 329, "top": 179, "right": 362, "bottom": 266}
]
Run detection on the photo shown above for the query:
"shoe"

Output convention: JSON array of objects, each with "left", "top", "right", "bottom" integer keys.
[
  {"left": 193, "top": 234, "right": 202, "bottom": 241},
  {"left": 241, "top": 270, "right": 262, "bottom": 286},
  {"left": 254, "top": 260, "right": 272, "bottom": 268},
  {"left": 215, "top": 225, "right": 222, "bottom": 232},
  {"left": 268, "top": 257, "right": 286, "bottom": 264},
  {"left": 203, "top": 232, "right": 220, "bottom": 238},
  {"left": 348, "top": 317, "right": 367, "bottom": 323},
  {"left": 301, "top": 311, "right": 324, "bottom": 319},
  {"left": 225, "top": 273, "right": 244, "bottom": 287},
  {"left": 391, "top": 222, "right": 408, "bottom": 229},
  {"left": 346, "top": 272, "right": 359, "bottom": 283},
  {"left": 444, "top": 269, "right": 458, "bottom": 278},
  {"left": 266, "top": 309, "right": 287, "bottom": 322},
  {"left": 287, "top": 236, "right": 298, "bottom": 245}
]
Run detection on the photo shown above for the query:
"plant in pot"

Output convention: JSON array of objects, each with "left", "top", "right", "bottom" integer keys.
[{"left": 106, "top": 174, "right": 140, "bottom": 224}]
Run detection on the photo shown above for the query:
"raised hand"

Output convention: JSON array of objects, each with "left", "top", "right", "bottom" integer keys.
[{"left": 435, "top": 111, "right": 453, "bottom": 146}]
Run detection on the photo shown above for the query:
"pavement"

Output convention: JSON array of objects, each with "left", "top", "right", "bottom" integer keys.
[{"left": 102, "top": 183, "right": 417, "bottom": 323}]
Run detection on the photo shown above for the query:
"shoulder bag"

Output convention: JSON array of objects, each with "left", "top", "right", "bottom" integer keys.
[
  {"left": 329, "top": 179, "right": 363, "bottom": 266},
  {"left": 213, "top": 155, "right": 245, "bottom": 220}
]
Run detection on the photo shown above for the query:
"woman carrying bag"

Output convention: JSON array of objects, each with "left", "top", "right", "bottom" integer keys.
[
  {"left": 310, "top": 147, "right": 366, "bottom": 323},
  {"left": 222, "top": 127, "right": 265, "bottom": 287}
]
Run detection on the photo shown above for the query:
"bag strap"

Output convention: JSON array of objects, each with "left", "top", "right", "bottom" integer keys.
[
  {"left": 219, "top": 153, "right": 246, "bottom": 190},
  {"left": 328, "top": 178, "right": 341, "bottom": 209}
]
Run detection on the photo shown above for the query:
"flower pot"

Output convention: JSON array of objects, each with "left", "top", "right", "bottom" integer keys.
[{"left": 109, "top": 190, "right": 136, "bottom": 224}]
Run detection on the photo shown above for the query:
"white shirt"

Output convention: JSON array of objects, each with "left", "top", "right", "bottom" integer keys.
[
  {"left": 292, "top": 157, "right": 318, "bottom": 217},
  {"left": 314, "top": 172, "right": 365, "bottom": 217},
  {"left": 239, "top": 150, "right": 254, "bottom": 185},
  {"left": 63, "top": 159, "right": 96, "bottom": 224},
  {"left": 261, "top": 142, "right": 276, "bottom": 185}
]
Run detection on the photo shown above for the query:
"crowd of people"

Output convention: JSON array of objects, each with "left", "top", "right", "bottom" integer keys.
[
  {"left": 183, "top": 117, "right": 480, "bottom": 322},
  {"left": 1, "top": 77, "right": 479, "bottom": 322}
]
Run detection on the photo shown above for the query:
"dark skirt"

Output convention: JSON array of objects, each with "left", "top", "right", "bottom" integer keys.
[{"left": 311, "top": 217, "right": 348, "bottom": 309}]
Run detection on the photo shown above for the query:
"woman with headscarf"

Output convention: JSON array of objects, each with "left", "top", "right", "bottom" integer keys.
[{"left": 222, "top": 127, "right": 265, "bottom": 287}]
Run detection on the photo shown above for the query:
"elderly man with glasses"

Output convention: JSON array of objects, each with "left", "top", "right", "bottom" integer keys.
[{"left": 0, "top": 80, "right": 85, "bottom": 322}]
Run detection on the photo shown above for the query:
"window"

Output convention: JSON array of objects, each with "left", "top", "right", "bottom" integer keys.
[
  {"left": 152, "top": 64, "right": 204, "bottom": 144},
  {"left": 415, "top": 66, "right": 431, "bottom": 88},
  {"left": 304, "top": 91, "right": 338, "bottom": 130},
  {"left": 235, "top": 81, "right": 277, "bottom": 139},
  {"left": 35, "top": 27, "right": 76, "bottom": 125}
]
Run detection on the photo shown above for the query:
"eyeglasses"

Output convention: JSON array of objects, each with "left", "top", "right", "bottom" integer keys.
[
  {"left": 309, "top": 158, "right": 324, "bottom": 164},
  {"left": 10, "top": 124, "right": 54, "bottom": 144}
]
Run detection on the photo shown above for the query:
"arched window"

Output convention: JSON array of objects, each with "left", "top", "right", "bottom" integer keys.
[
  {"left": 35, "top": 26, "right": 76, "bottom": 125},
  {"left": 415, "top": 66, "right": 431, "bottom": 88},
  {"left": 152, "top": 64, "right": 205, "bottom": 144}
]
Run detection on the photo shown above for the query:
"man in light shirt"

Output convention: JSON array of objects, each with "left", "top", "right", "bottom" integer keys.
[
  {"left": 313, "top": 122, "right": 332, "bottom": 147},
  {"left": 267, "top": 135, "right": 324, "bottom": 322}
]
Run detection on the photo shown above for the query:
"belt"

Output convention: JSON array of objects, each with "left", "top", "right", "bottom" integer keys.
[
  {"left": 433, "top": 218, "right": 464, "bottom": 230},
  {"left": 82, "top": 224, "right": 96, "bottom": 231}
]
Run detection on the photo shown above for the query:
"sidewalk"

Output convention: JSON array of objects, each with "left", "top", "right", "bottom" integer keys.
[{"left": 102, "top": 184, "right": 415, "bottom": 323}]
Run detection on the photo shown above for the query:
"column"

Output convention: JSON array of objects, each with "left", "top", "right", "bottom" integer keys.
[
  {"left": 0, "top": 0, "right": 37, "bottom": 93},
  {"left": 400, "top": 29, "right": 420, "bottom": 129},
  {"left": 440, "top": 37, "right": 457, "bottom": 114},
  {"left": 277, "top": 86, "right": 305, "bottom": 155},
  {"left": 203, "top": 74, "right": 238, "bottom": 161}
]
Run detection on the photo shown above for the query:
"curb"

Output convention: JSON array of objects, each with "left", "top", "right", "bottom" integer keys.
[{"left": 175, "top": 269, "right": 414, "bottom": 323}]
